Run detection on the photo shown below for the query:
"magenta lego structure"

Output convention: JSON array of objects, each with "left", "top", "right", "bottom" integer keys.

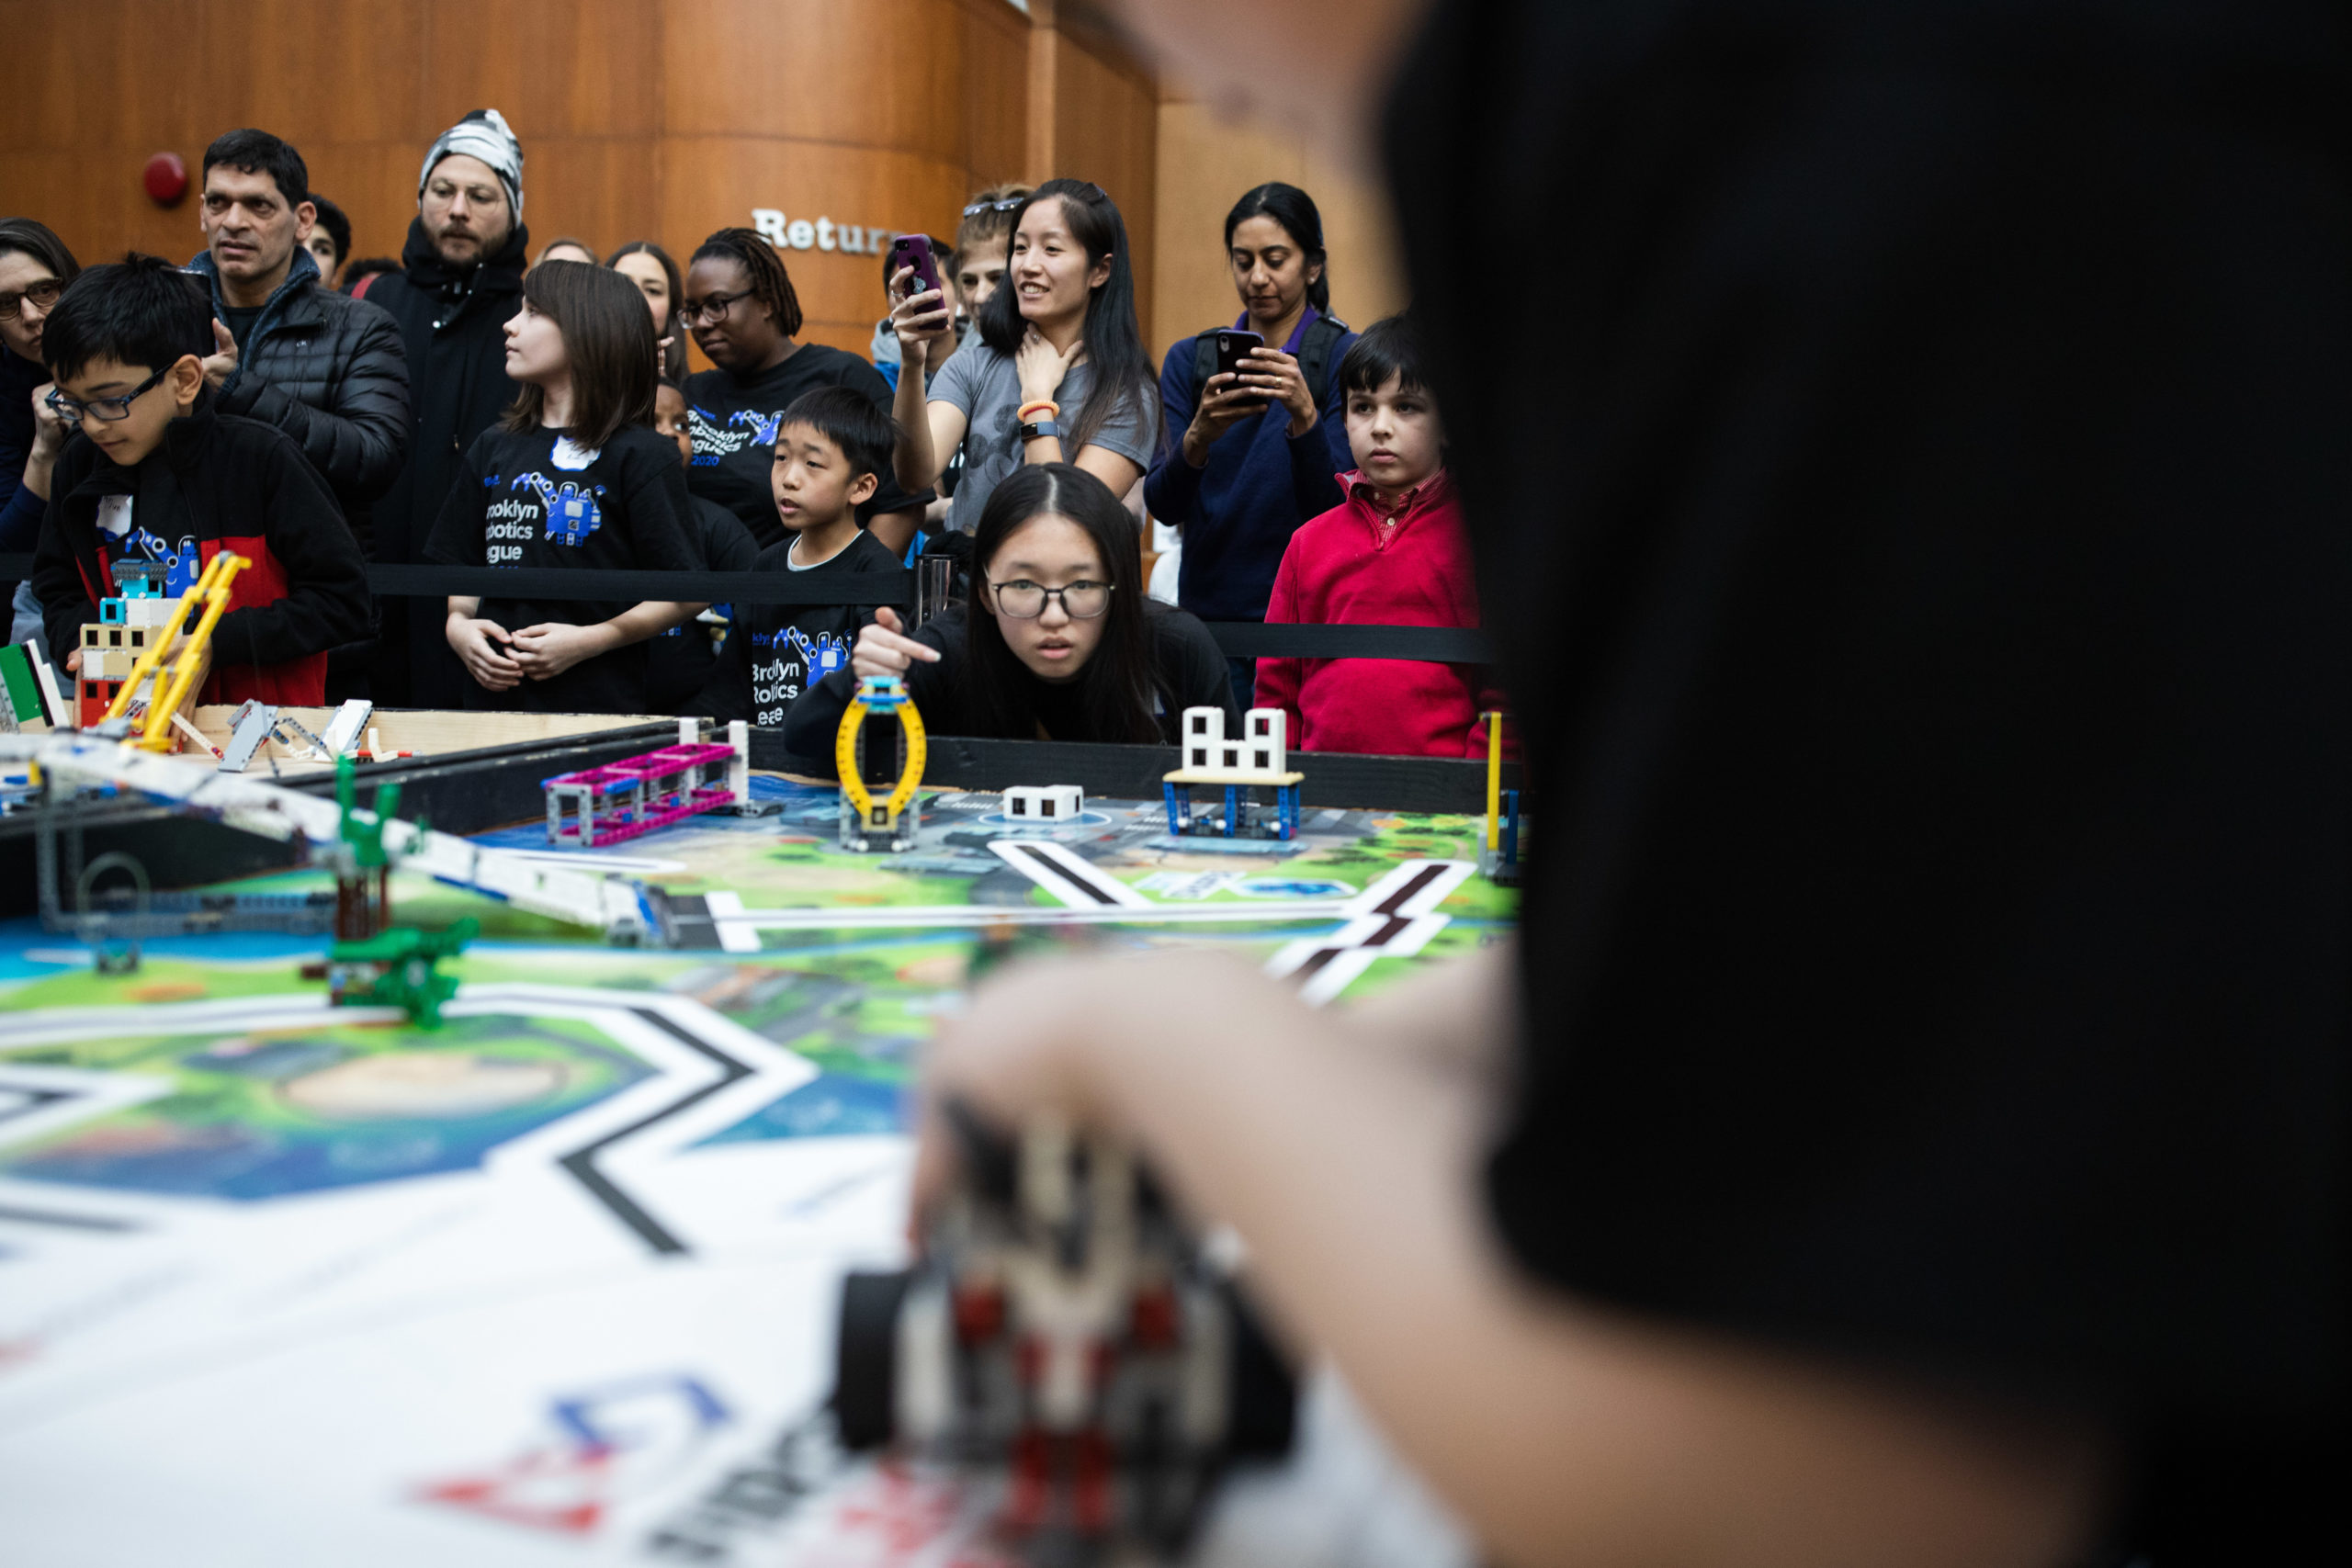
[{"left": 544, "top": 741, "right": 741, "bottom": 849}]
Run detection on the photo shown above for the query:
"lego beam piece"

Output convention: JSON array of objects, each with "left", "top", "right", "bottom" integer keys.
[
  {"left": 26, "top": 640, "right": 68, "bottom": 731},
  {"left": 677, "top": 716, "right": 699, "bottom": 747},
  {"left": 0, "top": 643, "right": 46, "bottom": 731},
  {"left": 169, "top": 712, "right": 223, "bottom": 759},
  {"left": 727, "top": 719, "right": 750, "bottom": 804},
  {"left": 11, "top": 732, "right": 653, "bottom": 938},
  {"left": 220, "top": 701, "right": 280, "bottom": 773},
  {"left": 272, "top": 712, "right": 333, "bottom": 761},
  {"left": 321, "top": 699, "right": 374, "bottom": 757}
]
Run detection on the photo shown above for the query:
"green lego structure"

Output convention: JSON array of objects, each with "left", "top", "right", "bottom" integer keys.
[
  {"left": 328, "top": 754, "right": 417, "bottom": 941},
  {"left": 310, "top": 917, "right": 479, "bottom": 1029}
]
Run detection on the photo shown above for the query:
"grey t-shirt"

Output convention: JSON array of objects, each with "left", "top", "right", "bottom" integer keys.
[{"left": 927, "top": 344, "right": 1159, "bottom": 533}]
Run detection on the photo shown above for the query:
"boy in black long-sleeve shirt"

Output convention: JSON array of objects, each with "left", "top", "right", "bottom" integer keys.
[{"left": 32, "top": 254, "right": 368, "bottom": 707}]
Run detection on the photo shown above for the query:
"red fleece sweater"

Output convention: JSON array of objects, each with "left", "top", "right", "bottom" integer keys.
[{"left": 1254, "top": 468, "right": 1506, "bottom": 758}]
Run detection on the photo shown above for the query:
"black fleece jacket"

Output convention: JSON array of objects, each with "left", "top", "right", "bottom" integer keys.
[{"left": 32, "top": 396, "right": 370, "bottom": 706}]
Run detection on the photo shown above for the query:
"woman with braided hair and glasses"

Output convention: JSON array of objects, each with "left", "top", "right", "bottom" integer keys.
[{"left": 679, "top": 227, "right": 932, "bottom": 559}]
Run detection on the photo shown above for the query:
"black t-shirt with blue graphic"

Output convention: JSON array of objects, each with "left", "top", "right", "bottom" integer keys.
[
  {"left": 425, "top": 423, "right": 701, "bottom": 715},
  {"left": 682, "top": 346, "right": 930, "bottom": 547},
  {"left": 706, "top": 527, "right": 902, "bottom": 728}
]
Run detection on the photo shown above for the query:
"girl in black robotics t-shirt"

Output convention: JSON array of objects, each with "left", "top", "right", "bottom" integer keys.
[{"left": 428, "top": 261, "right": 703, "bottom": 715}]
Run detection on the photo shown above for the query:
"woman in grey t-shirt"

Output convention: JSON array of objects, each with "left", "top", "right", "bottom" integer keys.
[{"left": 887, "top": 179, "right": 1160, "bottom": 533}]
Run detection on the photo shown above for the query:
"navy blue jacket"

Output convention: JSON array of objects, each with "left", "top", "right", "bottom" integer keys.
[
  {"left": 1, "top": 344, "right": 46, "bottom": 610},
  {"left": 1142, "top": 320, "right": 1356, "bottom": 622}
]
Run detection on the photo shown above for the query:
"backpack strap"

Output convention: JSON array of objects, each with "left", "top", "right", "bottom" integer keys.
[
  {"left": 1191, "top": 329, "right": 1221, "bottom": 399},
  {"left": 1297, "top": 313, "right": 1351, "bottom": 412}
]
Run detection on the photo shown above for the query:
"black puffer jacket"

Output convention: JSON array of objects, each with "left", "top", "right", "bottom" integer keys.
[{"left": 187, "top": 248, "right": 411, "bottom": 553}]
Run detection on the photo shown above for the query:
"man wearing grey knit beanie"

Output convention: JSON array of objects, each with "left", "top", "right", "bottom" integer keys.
[{"left": 364, "top": 108, "right": 536, "bottom": 707}]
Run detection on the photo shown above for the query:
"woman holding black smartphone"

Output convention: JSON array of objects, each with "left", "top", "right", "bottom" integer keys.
[{"left": 1143, "top": 183, "right": 1356, "bottom": 711}]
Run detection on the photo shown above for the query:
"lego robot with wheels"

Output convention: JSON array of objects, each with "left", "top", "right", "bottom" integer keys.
[{"left": 832, "top": 1107, "right": 1296, "bottom": 1560}]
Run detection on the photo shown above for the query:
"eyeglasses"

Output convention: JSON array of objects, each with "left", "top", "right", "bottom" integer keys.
[
  {"left": 0, "top": 277, "right": 62, "bottom": 321},
  {"left": 989, "top": 579, "right": 1112, "bottom": 619},
  {"left": 46, "top": 366, "right": 170, "bottom": 424},
  {"left": 677, "top": 289, "right": 752, "bottom": 327},
  {"left": 962, "top": 197, "right": 1024, "bottom": 217}
]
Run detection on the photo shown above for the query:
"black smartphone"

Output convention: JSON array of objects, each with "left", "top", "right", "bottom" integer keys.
[
  {"left": 889, "top": 234, "right": 945, "bottom": 305},
  {"left": 1215, "top": 329, "right": 1267, "bottom": 399}
]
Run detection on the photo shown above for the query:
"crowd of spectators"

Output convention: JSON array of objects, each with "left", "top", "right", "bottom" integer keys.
[{"left": 0, "top": 108, "right": 1500, "bottom": 760}]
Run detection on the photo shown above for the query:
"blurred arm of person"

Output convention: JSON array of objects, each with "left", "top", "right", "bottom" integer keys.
[{"left": 919, "top": 948, "right": 2109, "bottom": 1568}]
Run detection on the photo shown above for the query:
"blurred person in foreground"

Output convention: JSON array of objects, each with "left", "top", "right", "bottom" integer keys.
[{"left": 915, "top": 2, "right": 2347, "bottom": 1566}]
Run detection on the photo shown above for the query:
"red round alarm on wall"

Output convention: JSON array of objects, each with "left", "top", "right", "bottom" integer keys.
[{"left": 142, "top": 152, "right": 188, "bottom": 206}]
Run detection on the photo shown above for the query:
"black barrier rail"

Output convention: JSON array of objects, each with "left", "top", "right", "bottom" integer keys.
[
  {"left": 751, "top": 732, "right": 1521, "bottom": 815},
  {"left": 0, "top": 553, "right": 1501, "bottom": 664}
]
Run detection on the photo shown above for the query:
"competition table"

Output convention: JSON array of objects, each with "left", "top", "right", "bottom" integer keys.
[{"left": 0, "top": 721, "right": 1518, "bottom": 1567}]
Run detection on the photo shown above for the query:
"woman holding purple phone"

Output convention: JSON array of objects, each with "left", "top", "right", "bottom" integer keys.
[{"left": 885, "top": 178, "right": 1160, "bottom": 537}]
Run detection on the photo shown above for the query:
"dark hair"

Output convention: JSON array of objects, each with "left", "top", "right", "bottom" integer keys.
[
  {"left": 308, "top": 196, "right": 351, "bottom": 273},
  {"left": 1224, "top": 182, "right": 1330, "bottom": 313},
  {"left": 340, "top": 256, "right": 399, "bottom": 295},
  {"left": 954, "top": 183, "right": 1033, "bottom": 260},
  {"left": 0, "top": 218, "right": 80, "bottom": 288},
  {"left": 202, "top": 129, "right": 310, "bottom": 209},
  {"left": 533, "top": 236, "right": 597, "bottom": 267},
  {"left": 978, "top": 180, "right": 1157, "bottom": 457},
  {"left": 498, "top": 259, "right": 658, "bottom": 449},
  {"left": 1336, "top": 314, "right": 1430, "bottom": 400},
  {"left": 606, "top": 240, "right": 687, "bottom": 382},
  {"left": 42, "top": 253, "right": 212, "bottom": 383},
  {"left": 690, "top": 227, "right": 803, "bottom": 339},
  {"left": 779, "top": 385, "right": 899, "bottom": 491},
  {"left": 962, "top": 464, "right": 1158, "bottom": 745}
]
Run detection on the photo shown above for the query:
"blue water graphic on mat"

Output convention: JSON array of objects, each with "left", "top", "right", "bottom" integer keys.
[{"left": 699, "top": 1073, "right": 908, "bottom": 1143}]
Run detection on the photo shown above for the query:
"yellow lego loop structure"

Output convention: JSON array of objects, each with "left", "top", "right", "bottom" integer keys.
[
  {"left": 836, "top": 675, "right": 927, "bottom": 851},
  {"left": 102, "top": 552, "right": 249, "bottom": 751}
]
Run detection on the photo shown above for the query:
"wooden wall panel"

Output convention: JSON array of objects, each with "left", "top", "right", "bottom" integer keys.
[
  {"left": 1036, "top": 25, "right": 1159, "bottom": 354},
  {"left": 1149, "top": 99, "right": 1407, "bottom": 359},
  {"left": 419, "top": 0, "right": 661, "bottom": 137},
  {"left": 0, "top": 0, "right": 1152, "bottom": 363},
  {"left": 659, "top": 138, "right": 979, "bottom": 361},
  {"left": 961, "top": 0, "right": 1034, "bottom": 188}
]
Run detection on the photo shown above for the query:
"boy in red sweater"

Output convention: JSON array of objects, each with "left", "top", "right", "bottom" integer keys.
[{"left": 1254, "top": 315, "right": 1503, "bottom": 757}]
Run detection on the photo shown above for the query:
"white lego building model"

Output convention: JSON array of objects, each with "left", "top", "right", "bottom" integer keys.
[
  {"left": 1163, "top": 707, "right": 1305, "bottom": 840},
  {"left": 1178, "top": 706, "right": 1290, "bottom": 781},
  {"left": 1002, "top": 784, "right": 1085, "bottom": 822}
]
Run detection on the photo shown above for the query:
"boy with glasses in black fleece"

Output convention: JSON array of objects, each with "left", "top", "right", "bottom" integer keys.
[{"left": 30, "top": 254, "right": 368, "bottom": 709}]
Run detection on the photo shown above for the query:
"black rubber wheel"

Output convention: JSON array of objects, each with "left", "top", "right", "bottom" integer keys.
[
  {"left": 833, "top": 1268, "right": 912, "bottom": 1450},
  {"left": 1222, "top": 1279, "right": 1299, "bottom": 1459}
]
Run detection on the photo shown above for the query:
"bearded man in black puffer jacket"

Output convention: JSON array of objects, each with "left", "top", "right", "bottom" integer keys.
[
  {"left": 186, "top": 128, "right": 411, "bottom": 556},
  {"left": 362, "top": 108, "right": 534, "bottom": 708}
]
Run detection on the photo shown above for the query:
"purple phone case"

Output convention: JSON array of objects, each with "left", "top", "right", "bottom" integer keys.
[{"left": 893, "top": 236, "right": 944, "bottom": 303}]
